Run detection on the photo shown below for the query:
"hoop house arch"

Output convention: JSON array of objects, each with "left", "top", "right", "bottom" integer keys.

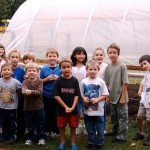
[{"left": 2, "top": 0, "right": 150, "bottom": 65}]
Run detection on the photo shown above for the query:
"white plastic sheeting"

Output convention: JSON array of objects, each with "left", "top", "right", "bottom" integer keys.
[{"left": 2, "top": 0, "right": 150, "bottom": 65}]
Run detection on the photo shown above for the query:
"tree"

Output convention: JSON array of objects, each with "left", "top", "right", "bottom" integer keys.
[{"left": 0, "top": 0, "right": 26, "bottom": 20}]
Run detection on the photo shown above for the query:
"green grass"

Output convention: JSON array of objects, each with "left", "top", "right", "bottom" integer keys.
[{"left": 0, "top": 119, "right": 150, "bottom": 150}]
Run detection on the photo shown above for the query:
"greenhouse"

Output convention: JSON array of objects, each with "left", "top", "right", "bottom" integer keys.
[{"left": 2, "top": 0, "right": 150, "bottom": 65}]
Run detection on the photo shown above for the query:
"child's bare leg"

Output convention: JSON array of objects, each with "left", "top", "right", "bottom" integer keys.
[
  {"left": 60, "top": 127, "right": 65, "bottom": 144},
  {"left": 70, "top": 128, "right": 76, "bottom": 144},
  {"left": 137, "top": 116, "right": 144, "bottom": 135}
]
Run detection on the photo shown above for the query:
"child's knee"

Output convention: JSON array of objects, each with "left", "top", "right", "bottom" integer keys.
[{"left": 137, "top": 116, "right": 144, "bottom": 121}]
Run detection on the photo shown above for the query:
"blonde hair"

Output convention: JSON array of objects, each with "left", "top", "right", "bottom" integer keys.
[
  {"left": 22, "top": 52, "right": 35, "bottom": 64},
  {"left": 46, "top": 48, "right": 59, "bottom": 57},
  {"left": 92, "top": 47, "right": 105, "bottom": 59},
  {"left": 8, "top": 49, "right": 21, "bottom": 59},
  {"left": 25, "top": 62, "right": 39, "bottom": 72},
  {"left": 59, "top": 57, "right": 73, "bottom": 68},
  {"left": 86, "top": 60, "right": 100, "bottom": 70},
  {"left": 1, "top": 63, "right": 13, "bottom": 72}
]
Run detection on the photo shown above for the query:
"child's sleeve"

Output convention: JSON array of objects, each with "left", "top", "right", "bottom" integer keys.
[
  {"left": 121, "top": 65, "right": 129, "bottom": 84},
  {"left": 53, "top": 78, "right": 60, "bottom": 96},
  {"left": 75, "top": 79, "right": 81, "bottom": 96}
]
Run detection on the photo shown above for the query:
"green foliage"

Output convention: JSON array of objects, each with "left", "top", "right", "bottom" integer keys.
[{"left": 0, "top": 0, "right": 26, "bottom": 20}]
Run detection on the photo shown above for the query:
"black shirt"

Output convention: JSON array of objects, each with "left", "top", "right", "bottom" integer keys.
[{"left": 53, "top": 76, "right": 80, "bottom": 115}]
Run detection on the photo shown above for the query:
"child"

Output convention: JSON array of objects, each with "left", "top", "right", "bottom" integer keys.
[
  {"left": 92, "top": 47, "right": 108, "bottom": 134},
  {"left": 131, "top": 55, "right": 150, "bottom": 146},
  {"left": 22, "top": 63, "right": 45, "bottom": 146},
  {"left": 40, "top": 48, "right": 61, "bottom": 137},
  {"left": 0, "top": 43, "right": 8, "bottom": 72},
  {"left": 22, "top": 52, "right": 36, "bottom": 79},
  {"left": 104, "top": 43, "right": 128, "bottom": 143},
  {"left": 0, "top": 63, "right": 22, "bottom": 144},
  {"left": 8, "top": 49, "right": 26, "bottom": 137},
  {"left": 70, "top": 46, "right": 88, "bottom": 135},
  {"left": 22, "top": 52, "right": 35, "bottom": 65},
  {"left": 0, "top": 43, "right": 8, "bottom": 134},
  {"left": 81, "top": 60, "right": 109, "bottom": 149},
  {"left": 53, "top": 58, "right": 80, "bottom": 150}
]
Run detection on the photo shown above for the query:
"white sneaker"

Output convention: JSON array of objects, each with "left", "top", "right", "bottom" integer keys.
[
  {"left": 76, "top": 124, "right": 82, "bottom": 135},
  {"left": 50, "top": 132, "right": 59, "bottom": 138},
  {"left": 38, "top": 139, "right": 45, "bottom": 146},
  {"left": 25, "top": 139, "right": 32, "bottom": 146}
]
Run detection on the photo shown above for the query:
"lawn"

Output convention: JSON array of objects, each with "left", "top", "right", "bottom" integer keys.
[{"left": 0, "top": 119, "right": 150, "bottom": 150}]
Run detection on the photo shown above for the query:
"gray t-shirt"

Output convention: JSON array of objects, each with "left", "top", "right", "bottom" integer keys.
[
  {"left": 104, "top": 61, "right": 129, "bottom": 104},
  {"left": 0, "top": 77, "right": 22, "bottom": 109}
]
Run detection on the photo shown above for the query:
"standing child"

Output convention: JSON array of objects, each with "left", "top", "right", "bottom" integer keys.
[
  {"left": 131, "top": 55, "right": 150, "bottom": 146},
  {"left": 0, "top": 63, "right": 22, "bottom": 144},
  {"left": 104, "top": 43, "right": 128, "bottom": 143},
  {"left": 92, "top": 47, "right": 108, "bottom": 134},
  {"left": 8, "top": 49, "right": 25, "bottom": 137},
  {"left": 40, "top": 48, "right": 61, "bottom": 137},
  {"left": 0, "top": 43, "right": 8, "bottom": 134},
  {"left": 53, "top": 58, "right": 80, "bottom": 150},
  {"left": 22, "top": 63, "right": 45, "bottom": 146},
  {"left": 81, "top": 60, "right": 109, "bottom": 149},
  {"left": 70, "top": 46, "right": 88, "bottom": 135}
]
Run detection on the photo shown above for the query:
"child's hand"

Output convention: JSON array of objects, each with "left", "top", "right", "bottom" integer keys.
[
  {"left": 25, "top": 89, "right": 31, "bottom": 95},
  {"left": 53, "top": 75, "right": 59, "bottom": 80},
  {"left": 91, "top": 98, "right": 98, "bottom": 104},
  {"left": 47, "top": 75, "right": 54, "bottom": 81},
  {"left": 24, "top": 74, "right": 29, "bottom": 79},
  {"left": 119, "top": 97, "right": 126, "bottom": 105},
  {"left": 83, "top": 97, "right": 89, "bottom": 104},
  {"left": 106, "top": 97, "right": 110, "bottom": 105},
  {"left": 65, "top": 107, "right": 72, "bottom": 113},
  {"left": 138, "top": 90, "right": 142, "bottom": 96}
]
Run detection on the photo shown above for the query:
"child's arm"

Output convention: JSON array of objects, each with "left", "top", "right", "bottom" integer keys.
[
  {"left": 54, "top": 96, "right": 69, "bottom": 112},
  {"left": 138, "top": 81, "right": 143, "bottom": 96},
  {"left": 119, "top": 83, "right": 128, "bottom": 105},
  {"left": 91, "top": 95, "right": 108, "bottom": 104},
  {"left": 66, "top": 96, "right": 79, "bottom": 113}
]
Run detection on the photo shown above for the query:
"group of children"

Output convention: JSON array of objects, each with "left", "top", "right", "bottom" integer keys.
[{"left": 0, "top": 42, "right": 150, "bottom": 150}]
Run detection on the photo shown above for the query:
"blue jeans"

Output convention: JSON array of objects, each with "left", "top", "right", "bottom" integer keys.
[
  {"left": 24, "top": 109, "right": 45, "bottom": 140},
  {"left": 84, "top": 115, "right": 104, "bottom": 146},
  {"left": 0, "top": 108, "right": 17, "bottom": 139}
]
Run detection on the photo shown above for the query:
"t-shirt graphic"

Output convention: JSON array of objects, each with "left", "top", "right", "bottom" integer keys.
[
  {"left": 84, "top": 84, "right": 100, "bottom": 111},
  {"left": 0, "top": 86, "right": 14, "bottom": 103}
]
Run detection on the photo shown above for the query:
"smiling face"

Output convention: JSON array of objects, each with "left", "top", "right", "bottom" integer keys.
[
  {"left": 60, "top": 61, "right": 72, "bottom": 78},
  {"left": 1, "top": 65, "right": 13, "bottom": 79},
  {"left": 107, "top": 48, "right": 119, "bottom": 64},
  {"left": 87, "top": 65, "right": 99, "bottom": 79},
  {"left": 93, "top": 49, "right": 105, "bottom": 65},
  {"left": 26, "top": 68, "right": 38, "bottom": 80},
  {"left": 74, "top": 51, "right": 86, "bottom": 64},
  {"left": 0, "top": 48, "right": 5, "bottom": 58},
  {"left": 46, "top": 52, "right": 58, "bottom": 67},
  {"left": 140, "top": 60, "right": 150, "bottom": 71}
]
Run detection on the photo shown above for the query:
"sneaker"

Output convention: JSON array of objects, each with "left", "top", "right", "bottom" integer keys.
[
  {"left": 38, "top": 139, "right": 45, "bottom": 146},
  {"left": 71, "top": 144, "right": 78, "bottom": 150},
  {"left": 8, "top": 135, "right": 17, "bottom": 144},
  {"left": 112, "top": 138, "right": 125, "bottom": 144},
  {"left": 25, "top": 139, "right": 32, "bottom": 146},
  {"left": 0, "top": 136, "right": 7, "bottom": 143},
  {"left": 50, "top": 132, "right": 59, "bottom": 138},
  {"left": 58, "top": 143, "right": 65, "bottom": 150},
  {"left": 131, "top": 132, "right": 145, "bottom": 141},
  {"left": 105, "top": 130, "right": 118, "bottom": 136},
  {"left": 46, "top": 132, "right": 51, "bottom": 137},
  {"left": 83, "top": 125, "right": 87, "bottom": 135},
  {"left": 143, "top": 136, "right": 150, "bottom": 146}
]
